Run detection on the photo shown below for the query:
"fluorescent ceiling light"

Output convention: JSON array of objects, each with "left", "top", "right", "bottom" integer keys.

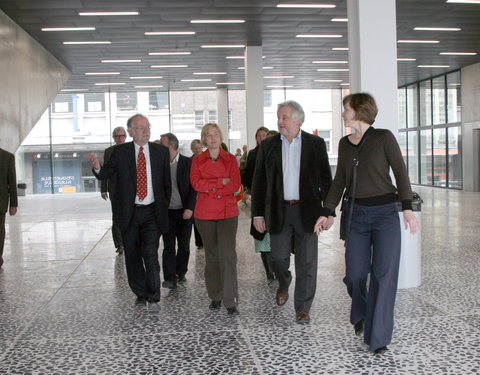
[
  {"left": 414, "top": 27, "right": 461, "bottom": 31},
  {"left": 398, "top": 40, "right": 440, "bottom": 43},
  {"left": 145, "top": 31, "right": 195, "bottom": 35},
  {"left": 181, "top": 79, "right": 212, "bottom": 82},
  {"left": 94, "top": 82, "right": 126, "bottom": 86},
  {"left": 42, "top": 27, "right": 95, "bottom": 31},
  {"left": 312, "top": 60, "right": 348, "bottom": 64},
  {"left": 101, "top": 59, "right": 141, "bottom": 63},
  {"left": 189, "top": 86, "right": 216, "bottom": 90},
  {"left": 341, "top": 83, "right": 350, "bottom": 86},
  {"left": 216, "top": 82, "right": 244, "bottom": 85},
  {"left": 317, "top": 68, "right": 349, "bottom": 71},
  {"left": 440, "top": 52, "right": 477, "bottom": 55},
  {"left": 129, "top": 76, "right": 163, "bottom": 79},
  {"left": 277, "top": 4, "right": 336, "bottom": 8},
  {"left": 331, "top": 18, "right": 348, "bottom": 22},
  {"left": 61, "top": 89, "right": 89, "bottom": 92},
  {"left": 267, "top": 85, "right": 294, "bottom": 88},
  {"left": 226, "top": 56, "right": 245, "bottom": 59},
  {"left": 151, "top": 65, "right": 188, "bottom": 68},
  {"left": 446, "top": 0, "right": 480, "bottom": 3},
  {"left": 296, "top": 34, "right": 342, "bottom": 38},
  {"left": 314, "top": 79, "right": 343, "bottom": 82},
  {"left": 148, "top": 52, "right": 191, "bottom": 56},
  {"left": 191, "top": 19, "right": 245, "bottom": 23},
  {"left": 85, "top": 72, "right": 120, "bottom": 75},
  {"left": 332, "top": 47, "right": 349, "bottom": 50},
  {"left": 79, "top": 12, "right": 139, "bottom": 16},
  {"left": 63, "top": 41, "right": 111, "bottom": 45},
  {"left": 193, "top": 72, "right": 227, "bottom": 75},
  {"left": 397, "top": 58, "right": 417, "bottom": 61},
  {"left": 201, "top": 44, "right": 245, "bottom": 48},
  {"left": 238, "top": 67, "right": 273, "bottom": 70},
  {"left": 264, "top": 76, "right": 294, "bottom": 79},
  {"left": 134, "top": 85, "right": 164, "bottom": 88},
  {"left": 418, "top": 65, "right": 450, "bottom": 68}
]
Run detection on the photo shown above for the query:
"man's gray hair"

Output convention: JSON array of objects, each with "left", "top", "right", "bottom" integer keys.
[
  {"left": 161, "top": 132, "right": 179, "bottom": 151},
  {"left": 112, "top": 126, "right": 126, "bottom": 137},
  {"left": 126, "top": 113, "right": 147, "bottom": 129},
  {"left": 277, "top": 100, "right": 305, "bottom": 124}
]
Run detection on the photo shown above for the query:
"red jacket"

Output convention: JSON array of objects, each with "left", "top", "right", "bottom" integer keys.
[{"left": 191, "top": 149, "right": 241, "bottom": 220}]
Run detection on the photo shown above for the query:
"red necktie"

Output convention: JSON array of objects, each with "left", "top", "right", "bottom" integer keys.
[{"left": 136, "top": 146, "right": 147, "bottom": 201}]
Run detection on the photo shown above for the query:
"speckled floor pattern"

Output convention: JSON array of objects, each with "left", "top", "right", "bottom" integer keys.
[{"left": 0, "top": 186, "right": 479, "bottom": 374}]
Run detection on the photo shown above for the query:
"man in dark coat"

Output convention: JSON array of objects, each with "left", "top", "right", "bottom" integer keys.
[
  {"left": 0, "top": 147, "right": 18, "bottom": 268},
  {"left": 251, "top": 100, "right": 332, "bottom": 324},
  {"left": 159, "top": 133, "right": 196, "bottom": 289},
  {"left": 88, "top": 114, "right": 171, "bottom": 313}
]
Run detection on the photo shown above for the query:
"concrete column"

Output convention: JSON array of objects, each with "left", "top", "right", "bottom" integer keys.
[
  {"left": 216, "top": 88, "right": 229, "bottom": 144},
  {"left": 0, "top": 10, "right": 70, "bottom": 153},
  {"left": 245, "top": 46, "right": 264, "bottom": 149},
  {"left": 347, "top": 0, "right": 399, "bottom": 136}
]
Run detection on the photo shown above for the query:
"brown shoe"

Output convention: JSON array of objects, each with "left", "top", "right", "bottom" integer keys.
[
  {"left": 296, "top": 310, "right": 310, "bottom": 324},
  {"left": 276, "top": 289, "right": 289, "bottom": 306}
]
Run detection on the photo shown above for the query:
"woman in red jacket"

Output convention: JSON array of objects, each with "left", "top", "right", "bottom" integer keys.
[{"left": 190, "top": 123, "right": 241, "bottom": 315}]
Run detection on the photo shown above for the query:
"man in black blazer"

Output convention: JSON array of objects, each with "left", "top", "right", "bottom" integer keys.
[
  {"left": 251, "top": 100, "right": 332, "bottom": 324},
  {"left": 101, "top": 126, "right": 127, "bottom": 255},
  {"left": 159, "top": 133, "right": 196, "bottom": 289},
  {"left": 0, "top": 147, "right": 18, "bottom": 268},
  {"left": 88, "top": 114, "right": 171, "bottom": 313}
]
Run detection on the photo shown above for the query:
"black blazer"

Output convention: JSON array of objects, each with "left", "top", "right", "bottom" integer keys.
[
  {"left": 251, "top": 131, "right": 332, "bottom": 234},
  {"left": 0, "top": 148, "right": 18, "bottom": 214},
  {"left": 175, "top": 154, "right": 196, "bottom": 214},
  {"left": 94, "top": 141, "right": 172, "bottom": 233},
  {"left": 100, "top": 145, "right": 118, "bottom": 197},
  {"left": 241, "top": 146, "right": 259, "bottom": 189}
]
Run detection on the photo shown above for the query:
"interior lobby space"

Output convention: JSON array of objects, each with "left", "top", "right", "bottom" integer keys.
[{"left": 0, "top": 185, "right": 478, "bottom": 374}]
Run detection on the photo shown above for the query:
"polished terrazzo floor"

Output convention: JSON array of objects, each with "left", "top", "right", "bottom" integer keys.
[{"left": 0, "top": 186, "right": 479, "bottom": 374}]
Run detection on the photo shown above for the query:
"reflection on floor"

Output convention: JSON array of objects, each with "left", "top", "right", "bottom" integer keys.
[{"left": 0, "top": 186, "right": 479, "bottom": 374}]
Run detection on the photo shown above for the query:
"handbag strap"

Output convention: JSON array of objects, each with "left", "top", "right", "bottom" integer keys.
[{"left": 343, "top": 129, "right": 371, "bottom": 247}]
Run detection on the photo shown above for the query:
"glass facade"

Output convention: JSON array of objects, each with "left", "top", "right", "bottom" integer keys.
[
  {"left": 398, "top": 70, "right": 462, "bottom": 189},
  {"left": 16, "top": 89, "right": 342, "bottom": 195}
]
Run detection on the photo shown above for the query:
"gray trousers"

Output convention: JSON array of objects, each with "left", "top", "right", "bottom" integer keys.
[
  {"left": 270, "top": 205, "right": 318, "bottom": 312},
  {"left": 195, "top": 216, "right": 239, "bottom": 308}
]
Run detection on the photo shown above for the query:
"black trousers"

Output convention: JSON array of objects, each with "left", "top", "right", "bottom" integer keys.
[
  {"left": 122, "top": 205, "right": 161, "bottom": 302},
  {"left": 193, "top": 223, "right": 203, "bottom": 247},
  {"left": 162, "top": 209, "right": 192, "bottom": 282},
  {"left": 110, "top": 201, "right": 123, "bottom": 249},
  {"left": 0, "top": 212, "right": 5, "bottom": 266}
]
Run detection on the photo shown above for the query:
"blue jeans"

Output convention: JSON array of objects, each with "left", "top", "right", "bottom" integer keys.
[{"left": 344, "top": 202, "right": 400, "bottom": 351}]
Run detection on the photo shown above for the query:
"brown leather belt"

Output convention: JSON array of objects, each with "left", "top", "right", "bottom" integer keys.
[{"left": 284, "top": 200, "right": 301, "bottom": 205}]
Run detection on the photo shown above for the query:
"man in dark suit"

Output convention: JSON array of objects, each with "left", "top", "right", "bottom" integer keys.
[
  {"left": 0, "top": 147, "right": 18, "bottom": 268},
  {"left": 88, "top": 114, "right": 171, "bottom": 313},
  {"left": 159, "top": 133, "right": 196, "bottom": 289},
  {"left": 251, "top": 100, "right": 332, "bottom": 324},
  {"left": 101, "top": 126, "right": 127, "bottom": 255}
]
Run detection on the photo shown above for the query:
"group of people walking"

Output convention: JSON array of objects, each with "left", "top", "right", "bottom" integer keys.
[{"left": 88, "top": 93, "right": 418, "bottom": 355}]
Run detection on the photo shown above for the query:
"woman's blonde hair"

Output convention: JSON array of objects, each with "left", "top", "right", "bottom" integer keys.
[{"left": 201, "top": 123, "right": 223, "bottom": 146}]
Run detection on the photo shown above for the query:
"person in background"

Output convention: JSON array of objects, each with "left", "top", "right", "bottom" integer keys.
[
  {"left": 190, "top": 123, "right": 241, "bottom": 315},
  {"left": 0, "top": 147, "right": 18, "bottom": 268},
  {"left": 315, "top": 93, "right": 418, "bottom": 355},
  {"left": 239, "top": 144, "right": 248, "bottom": 172},
  {"left": 252, "top": 100, "right": 332, "bottom": 324},
  {"left": 241, "top": 126, "right": 273, "bottom": 283},
  {"left": 101, "top": 126, "right": 127, "bottom": 255},
  {"left": 235, "top": 148, "right": 242, "bottom": 166},
  {"left": 159, "top": 133, "right": 196, "bottom": 289},
  {"left": 190, "top": 139, "right": 204, "bottom": 250},
  {"left": 88, "top": 114, "right": 171, "bottom": 314}
]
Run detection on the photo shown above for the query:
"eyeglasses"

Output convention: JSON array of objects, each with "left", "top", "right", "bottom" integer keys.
[{"left": 113, "top": 134, "right": 127, "bottom": 138}]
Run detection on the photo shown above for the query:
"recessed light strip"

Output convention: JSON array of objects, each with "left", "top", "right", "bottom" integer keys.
[
  {"left": 191, "top": 19, "right": 245, "bottom": 23},
  {"left": 398, "top": 40, "right": 440, "bottom": 43},
  {"left": 145, "top": 31, "right": 195, "bottom": 35},
  {"left": 79, "top": 11, "right": 139, "bottom": 16},
  {"left": 189, "top": 86, "right": 216, "bottom": 90},
  {"left": 331, "top": 18, "right": 348, "bottom": 22},
  {"left": 101, "top": 59, "right": 141, "bottom": 63},
  {"left": 193, "top": 72, "right": 227, "bottom": 75},
  {"left": 397, "top": 58, "right": 417, "bottom": 61},
  {"left": 314, "top": 79, "right": 343, "bottom": 82},
  {"left": 201, "top": 44, "right": 245, "bottom": 48},
  {"left": 414, "top": 27, "right": 461, "bottom": 31},
  {"left": 216, "top": 82, "right": 244, "bottom": 85},
  {"left": 94, "top": 82, "right": 126, "bottom": 86},
  {"left": 317, "top": 68, "right": 349, "bottom": 72},
  {"left": 151, "top": 65, "right": 188, "bottom": 68},
  {"left": 129, "top": 76, "right": 163, "bottom": 79},
  {"left": 42, "top": 27, "right": 95, "bottom": 31},
  {"left": 418, "top": 65, "right": 450, "bottom": 68},
  {"left": 312, "top": 60, "right": 348, "bottom": 64},
  {"left": 63, "top": 41, "right": 111, "bottom": 45},
  {"left": 134, "top": 85, "right": 164, "bottom": 88},
  {"left": 181, "top": 79, "right": 212, "bottom": 82},
  {"left": 264, "top": 76, "right": 294, "bottom": 79},
  {"left": 277, "top": 4, "right": 336, "bottom": 8},
  {"left": 148, "top": 52, "right": 191, "bottom": 56},
  {"left": 85, "top": 72, "right": 120, "bottom": 75},
  {"left": 61, "top": 88, "right": 89, "bottom": 92},
  {"left": 446, "top": 0, "right": 480, "bottom": 4},
  {"left": 296, "top": 34, "right": 342, "bottom": 38},
  {"left": 440, "top": 52, "right": 477, "bottom": 55}
]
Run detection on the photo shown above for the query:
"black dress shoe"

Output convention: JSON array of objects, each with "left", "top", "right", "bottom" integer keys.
[
  {"left": 227, "top": 306, "right": 239, "bottom": 315},
  {"left": 135, "top": 296, "right": 147, "bottom": 305},
  {"left": 354, "top": 320, "right": 364, "bottom": 336},
  {"left": 177, "top": 275, "right": 187, "bottom": 283},
  {"left": 374, "top": 346, "right": 388, "bottom": 355},
  {"left": 162, "top": 280, "right": 177, "bottom": 289},
  {"left": 209, "top": 300, "right": 221, "bottom": 310}
]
